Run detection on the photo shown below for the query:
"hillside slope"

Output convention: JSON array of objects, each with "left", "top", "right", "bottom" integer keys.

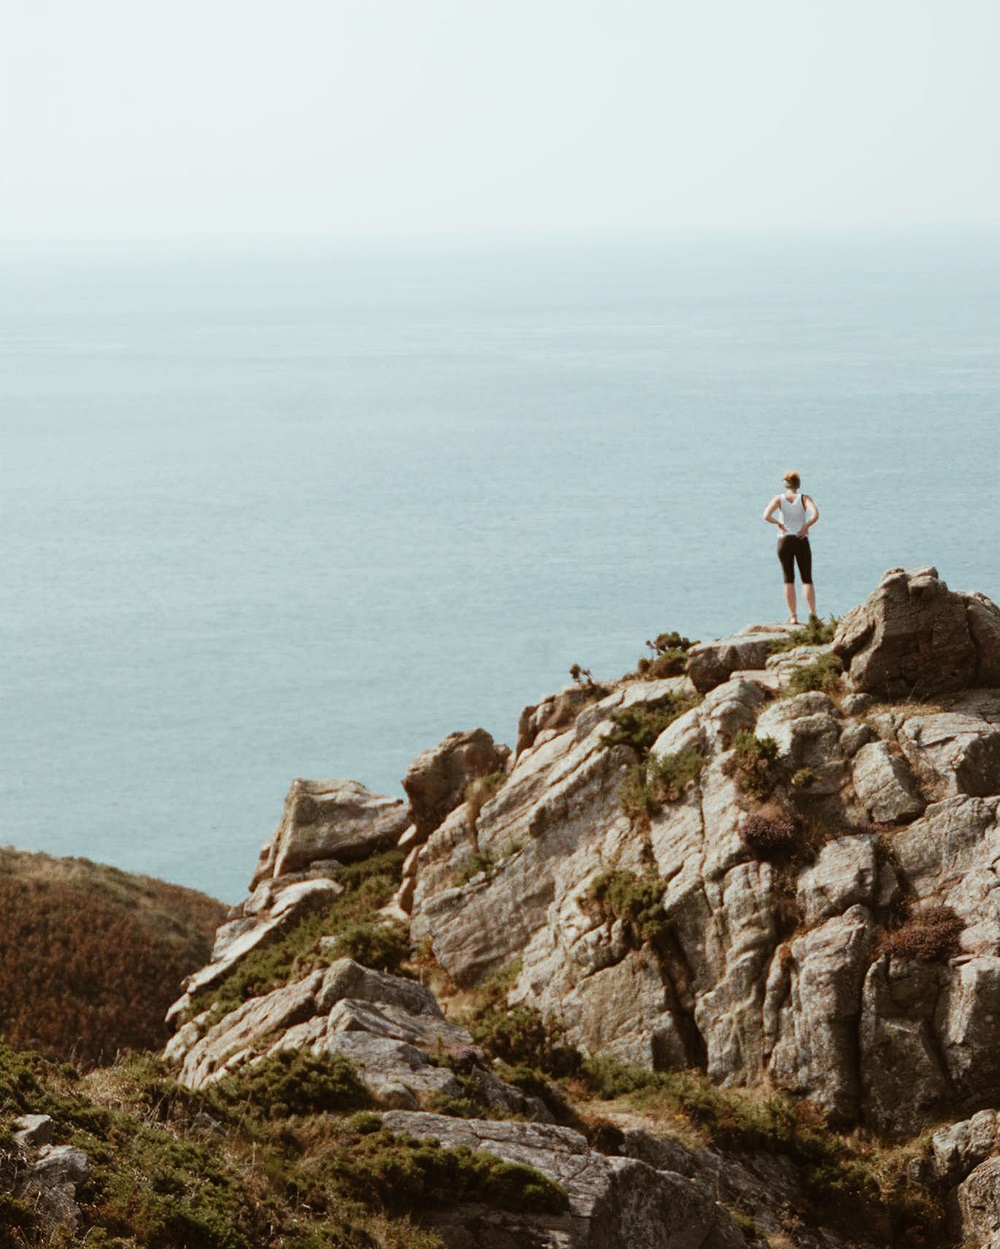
[{"left": 0, "top": 849, "right": 225, "bottom": 1064}]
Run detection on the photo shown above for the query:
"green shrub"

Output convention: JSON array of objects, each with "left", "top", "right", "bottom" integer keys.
[
  {"left": 722, "top": 731, "right": 780, "bottom": 798},
  {"left": 209, "top": 1050, "right": 370, "bottom": 1120},
  {"left": 588, "top": 869, "right": 668, "bottom": 942},
  {"left": 620, "top": 749, "right": 706, "bottom": 820},
  {"left": 326, "top": 1125, "right": 569, "bottom": 1217},
  {"left": 787, "top": 653, "right": 843, "bottom": 695},
  {"left": 768, "top": 616, "right": 839, "bottom": 654},
  {"left": 879, "top": 907, "right": 964, "bottom": 962},
  {"left": 790, "top": 766, "right": 817, "bottom": 788},
  {"left": 602, "top": 696, "right": 698, "bottom": 756},
  {"left": 332, "top": 920, "right": 410, "bottom": 975},
  {"left": 200, "top": 850, "right": 406, "bottom": 1022},
  {"left": 629, "top": 632, "right": 698, "bottom": 680},
  {"left": 470, "top": 1005, "right": 581, "bottom": 1079}
]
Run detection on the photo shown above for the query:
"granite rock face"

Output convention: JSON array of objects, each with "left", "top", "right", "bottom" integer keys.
[
  {"left": 833, "top": 566, "right": 1000, "bottom": 699},
  {"left": 164, "top": 567, "right": 1000, "bottom": 1243}
]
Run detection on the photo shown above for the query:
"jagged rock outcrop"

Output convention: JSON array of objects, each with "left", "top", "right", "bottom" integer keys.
[
  {"left": 167, "top": 956, "right": 548, "bottom": 1118},
  {"left": 403, "top": 728, "right": 510, "bottom": 840},
  {"left": 251, "top": 778, "right": 409, "bottom": 887},
  {"left": 164, "top": 565, "right": 1000, "bottom": 1243},
  {"left": 833, "top": 566, "right": 1000, "bottom": 698}
]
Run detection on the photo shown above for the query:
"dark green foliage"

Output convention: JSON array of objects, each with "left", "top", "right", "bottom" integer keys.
[
  {"left": 603, "top": 696, "right": 698, "bottom": 756},
  {"left": 631, "top": 632, "right": 698, "bottom": 680},
  {"left": 0, "top": 1193, "right": 37, "bottom": 1247},
  {"left": 470, "top": 1005, "right": 581, "bottom": 1079},
  {"left": 620, "top": 750, "right": 706, "bottom": 819},
  {"left": 768, "top": 616, "right": 839, "bottom": 654},
  {"left": 879, "top": 907, "right": 964, "bottom": 962},
  {"left": 331, "top": 920, "right": 410, "bottom": 976},
  {"left": 209, "top": 1051, "right": 371, "bottom": 1120},
  {"left": 199, "top": 850, "right": 406, "bottom": 1021},
  {"left": 326, "top": 1126, "right": 569, "bottom": 1217},
  {"left": 788, "top": 653, "right": 843, "bottom": 695},
  {"left": 722, "top": 731, "right": 779, "bottom": 798},
  {"left": 739, "top": 812, "right": 799, "bottom": 857},
  {"left": 588, "top": 869, "right": 668, "bottom": 942}
]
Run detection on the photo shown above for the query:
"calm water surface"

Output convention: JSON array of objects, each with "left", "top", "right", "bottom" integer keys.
[{"left": 2, "top": 231, "right": 998, "bottom": 900}]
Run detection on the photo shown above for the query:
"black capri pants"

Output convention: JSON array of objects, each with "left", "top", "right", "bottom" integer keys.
[{"left": 777, "top": 535, "right": 812, "bottom": 584}]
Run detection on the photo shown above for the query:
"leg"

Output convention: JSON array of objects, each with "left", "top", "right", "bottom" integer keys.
[
  {"left": 784, "top": 582, "right": 798, "bottom": 624},
  {"left": 796, "top": 540, "right": 815, "bottom": 618},
  {"left": 777, "top": 537, "right": 798, "bottom": 623}
]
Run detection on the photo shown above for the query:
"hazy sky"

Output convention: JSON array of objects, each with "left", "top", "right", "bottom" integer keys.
[{"left": 2, "top": 0, "right": 997, "bottom": 242}]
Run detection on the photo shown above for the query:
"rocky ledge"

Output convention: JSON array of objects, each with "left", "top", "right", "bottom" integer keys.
[{"left": 164, "top": 565, "right": 1000, "bottom": 1249}]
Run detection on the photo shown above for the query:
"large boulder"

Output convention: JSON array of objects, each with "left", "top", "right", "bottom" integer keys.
[
  {"left": 379, "top": 1112, "right": 748, "bottom": 1249},
  {"left": 958, "top": 1156, "right": 1000, "bottom": 1247},
  {"left": 686, "top": 624, "right": 792, "bottom": 694},
  {"left": 251, "top": 779, "right": 409, "bottom": 886},
  {"left": 833, "top": 567, "right": 1000, "bottom": 698},
  {"left": 404, "top": 729, "right": 511, "bottom": 840}
]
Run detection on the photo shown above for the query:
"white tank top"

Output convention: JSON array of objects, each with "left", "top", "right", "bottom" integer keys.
[{"left": 779, "top": 492, "right": 806, "bottom": 533}]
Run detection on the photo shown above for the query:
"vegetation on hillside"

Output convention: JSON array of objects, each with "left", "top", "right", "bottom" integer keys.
[{"left": 0, "top": 850, "right": 224, "bottom": 1066}]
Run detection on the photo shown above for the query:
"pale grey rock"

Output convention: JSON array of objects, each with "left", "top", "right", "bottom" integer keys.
[
  {"left": 180, "top": 877, "right": 340, "bottom": 1003},
  {"left": 898, "top": 710, "right": 1000, "bottom": 798},
  {"left": 959, "top": 1157, "right": 1000, "bottom": 1245},
  {"left": 322, "top": 1034, "right": 463, "bottom": 1109},
  {"left": 798, "top": 835, "right": 878, "bottom": 925},
  {"left": 860, "top": 956, "right": 948, "bottom": 1135},
  {"left": 850, "top": 741, "right": 924, "bottom": 823},
  {"left": 833, "top": 567, "right": 1000, "bottom": 698},
  {"left": 650, "top": 706, "right": 707, "bottom": 759},
  {"left": 930, "top": 1109, "right": 1000, "bottom": 1182},
  {"left": 839, "top": 721, "right": 875, "bottom": 757},
  {"left": 765, "top": 642, "right": 834, "bottom": 685},
  {"left": 767, "top": 906, "right": 873, "bottom": 1123},
  {"left": 379, "top": 1111, "right": 748, "bottom": 1249},
  {"left": 252, "top": 779, "right": 409, "bottom": 886},
  {"left": 756, "top": 693, "right": 845, "bottom": 794},
  {"left": 937, "top": 955, "right": 1000, "bottom": 1104},
  {"left": 178, "top": 971, "right": 325, "bottom": 1088},
  {"left": 690, "top": 677, "right": 769, "bottom": 751},
  {"left": 404, "top": 728, "right": 510, "bottom": 839},
  {"left": 13, "top": 1113, "right": 54, "bottom": 1148},
  {"left": 686, "top": 624, "right": 792, "bottom": 694},
  {"left": 841, "top": 693, "right": 875, "bottom": 716},
  {"left": 519, "top": 683, "right": 613, "bottom": 755}
]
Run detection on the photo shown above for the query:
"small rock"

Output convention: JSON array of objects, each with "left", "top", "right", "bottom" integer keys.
[{"left": 13, "top": 1113, "right": 54, "bottom": 1148}]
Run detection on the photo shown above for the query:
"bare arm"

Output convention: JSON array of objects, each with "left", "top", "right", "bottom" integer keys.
[
  {"left": 762, "top": 495, "right": 784, "bottom": 529},
  {"left": 801, "top": 495, "right": 820, "bottom": 535}
]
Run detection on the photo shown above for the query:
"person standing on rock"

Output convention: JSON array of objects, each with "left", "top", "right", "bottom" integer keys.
[{"left": 762, "top": 470, "right": 819, "bottom": 625}]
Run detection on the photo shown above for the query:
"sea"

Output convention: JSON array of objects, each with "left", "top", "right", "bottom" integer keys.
[{"left": 2, "top": 229, "right": 998, "bottom": 903}]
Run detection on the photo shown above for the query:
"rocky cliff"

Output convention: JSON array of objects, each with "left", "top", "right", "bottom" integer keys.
[{"left": 162, "top": 566, "right": 1000, "bottom": 1249}]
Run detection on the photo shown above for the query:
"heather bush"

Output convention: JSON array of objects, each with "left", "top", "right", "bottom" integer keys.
[
  {"left": 739, "top": 811, "right": 799, "bottom": 857},
  {"left": 880, "top": 907, "right": 964, "bottom": 962},
  {"left": 331, "top": 919, "right": 410, "bottom": 975},
  {"left": 470, "top": 1004, "right": 581, "bottom": 1079},
  {"left": 209, "top": 1050, "right": 370, "bottom": 1120}
]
